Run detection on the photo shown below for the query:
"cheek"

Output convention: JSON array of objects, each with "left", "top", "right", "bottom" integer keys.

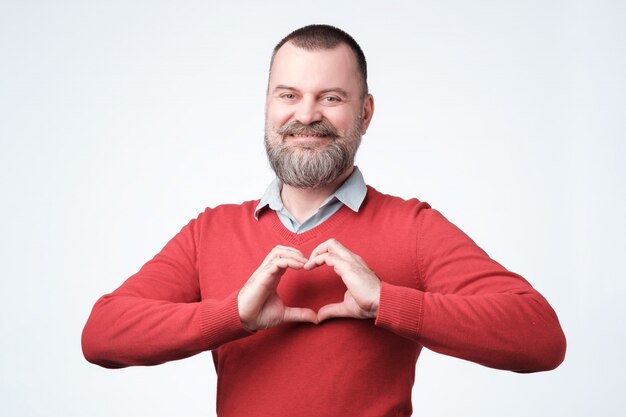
[
  {"left": 326, "top": 110, "right": 358, "bottom": 133},
  {"left": 266, "top": 104, "right": 294, "bottom": 128}
]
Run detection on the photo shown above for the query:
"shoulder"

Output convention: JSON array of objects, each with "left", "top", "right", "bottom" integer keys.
[
  {"left": 200, "top": 199, "right": 258, "bottom": 217},
  {"left": 361, "top": 185, "right": 458, "bottom": 232},
  {"left": 195, "top": 199, "right": 259, "bottom": 224},
  {"left": 362, "top": 185, "right": 431, "bottom": 217},
  {"left": 180, "top": 199, "right": 260, "bottom": 235}
]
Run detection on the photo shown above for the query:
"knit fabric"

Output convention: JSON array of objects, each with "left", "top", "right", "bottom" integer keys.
[{"left": 82, "top": 186, "right": 566, "bottom": 417}]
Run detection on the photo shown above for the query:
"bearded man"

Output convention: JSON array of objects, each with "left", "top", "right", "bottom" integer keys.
[{"left": 82, "top": 24, "right": 566, "bottom": 417}]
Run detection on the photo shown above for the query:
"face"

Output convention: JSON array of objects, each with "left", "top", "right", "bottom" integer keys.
[{"left": 264, "top": 42, "right": 374, "bottom": 189}]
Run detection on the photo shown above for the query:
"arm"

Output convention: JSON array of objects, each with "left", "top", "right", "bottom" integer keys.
[
  {"left": 379, "top": 208, "right": 566, "bottom": 372},
  {"left": 81, "top": 216, "right": 250, "bottom": 368},
  {"left": 82, "top": 216, "right": 318, "bottom": 368},
  {"left": 305, "top": 209, "right": 566, "bottom": 373}
]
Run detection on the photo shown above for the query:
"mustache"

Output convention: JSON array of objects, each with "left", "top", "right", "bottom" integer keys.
[{"left": 277, "top": 120, "right": 339, "bottom": 138}]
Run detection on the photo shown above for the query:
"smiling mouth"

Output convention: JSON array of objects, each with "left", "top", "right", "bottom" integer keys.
[
  {"left": 283, "top": 134, "right": 332, "bottom": 149},
  {"left": 284, "top": 133, "right": 333, "bottom": 142},
  {"left": 287, "top": 134, "right": 329, "bottom": 138},
  {"left": 277, "top": 120, "right": 338, "bottom": 141}
]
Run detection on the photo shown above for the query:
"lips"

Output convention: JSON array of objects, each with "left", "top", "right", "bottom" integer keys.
[{"left": 284, "top": 134, "right": 331, "bottom": 147}]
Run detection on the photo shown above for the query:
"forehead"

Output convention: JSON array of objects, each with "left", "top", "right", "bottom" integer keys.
[{"left": 269, "top": 42, "right": 361, "bottom": 94}]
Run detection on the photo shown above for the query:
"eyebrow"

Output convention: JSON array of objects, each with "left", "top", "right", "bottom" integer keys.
[{"left": 273, "top": 85, "right": 350, "bottom": 98}]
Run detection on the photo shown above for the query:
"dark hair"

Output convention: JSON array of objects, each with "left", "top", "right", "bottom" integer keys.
[{"left": 270, "top": 24, "right": 368, "bottom": 97}]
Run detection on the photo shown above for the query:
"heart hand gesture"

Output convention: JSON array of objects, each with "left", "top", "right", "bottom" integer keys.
[{"left": 237, "top": 239, "right": 381, "bottom": 331}]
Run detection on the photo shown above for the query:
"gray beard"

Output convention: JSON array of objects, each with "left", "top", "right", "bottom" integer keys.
[
  {"left": 264, "top": 118, "right": 362, "bottom": 189},
  {"left": 264, "top": 138, "right": 358, "bottom": 189}
]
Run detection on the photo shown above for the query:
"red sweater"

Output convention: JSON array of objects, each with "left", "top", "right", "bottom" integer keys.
[{"left": 82, "top": 187, "right": 565, "bottom": 417}]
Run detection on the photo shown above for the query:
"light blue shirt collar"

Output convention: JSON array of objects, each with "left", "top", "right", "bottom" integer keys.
[{"left": 254, "top": 166, "right": 367, "bottom": 232}]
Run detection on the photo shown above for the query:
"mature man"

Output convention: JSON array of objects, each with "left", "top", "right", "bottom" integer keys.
[{"left": 82, "top": 25, "right": 566, "bottom": 417}]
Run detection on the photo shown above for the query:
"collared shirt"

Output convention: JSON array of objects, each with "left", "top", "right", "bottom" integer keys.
[{"left": 254, "top": 166, "right": 367, "bottom": 234}]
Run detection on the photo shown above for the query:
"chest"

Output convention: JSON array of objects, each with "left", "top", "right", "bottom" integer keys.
[{"left": 195, "top": 222, "right": 420, "bottom": 308}]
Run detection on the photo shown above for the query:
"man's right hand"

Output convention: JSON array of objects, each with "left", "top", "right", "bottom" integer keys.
[{"left": 237, "top": 245, "right": 318, "bottom": 331}]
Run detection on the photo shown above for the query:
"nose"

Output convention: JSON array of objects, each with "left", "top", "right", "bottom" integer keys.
[{"left": 294, "top": 96, "right": 322, "bottom": 125}]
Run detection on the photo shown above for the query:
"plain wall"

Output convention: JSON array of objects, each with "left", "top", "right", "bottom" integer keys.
[{"left": 1, "top": 1, "right": 624, "bottom": 416}]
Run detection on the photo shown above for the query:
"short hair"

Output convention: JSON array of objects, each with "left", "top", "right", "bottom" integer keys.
[{"left": 269, "top": 24, "right": 368, "bottom": 97}]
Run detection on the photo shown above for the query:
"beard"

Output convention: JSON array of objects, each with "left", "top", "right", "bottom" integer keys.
[{"left": 264, "top": 118, "right": 362, "bottom": 189}]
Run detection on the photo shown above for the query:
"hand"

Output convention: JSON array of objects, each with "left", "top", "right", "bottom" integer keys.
[
  {"left": 304, "top": 239, "right": 381, "bottom": 322},
  {"left": 238, "top": 245, "right": 318, "bottom": 331}
]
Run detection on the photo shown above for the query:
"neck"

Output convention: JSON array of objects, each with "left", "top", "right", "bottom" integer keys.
[{"left": 280, "top": 167, "right": 354, "bottom": 224}]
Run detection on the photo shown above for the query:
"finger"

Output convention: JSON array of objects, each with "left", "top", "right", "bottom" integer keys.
[
  {"left": 262, "top": 258, "right": 305, "bottom": 280},
  {"left": 276, "top": 245, "right": 306, "bottom": 254},
  {"left": 308, "top": 238, "right": 350, "bottom": 260},
  {"left": 303, "top": 252, "right": 332, "bottom": 270},
  {"left": 272, "top": 247, "right": 307, "bottom": 262},
  {"left": 317, "top": 302, "right": 354, "bottom": 322},
  {"left": 282, "top": 307, "right": 319, "bottom": 325},
  {"left": 265, "top": 246, "right": 308, "bottom": 265},
  {"left": 304, "top": 251, "right": 347, "bottom": 272},
  {"left": 272, "top": 257, "right": 305, "bottom": 270},
  {"left": 273, "top": 245, "right": 307, "bottom": 260},
  {"left": 252, "top": 258, "right": 305, "bottom": 291}
]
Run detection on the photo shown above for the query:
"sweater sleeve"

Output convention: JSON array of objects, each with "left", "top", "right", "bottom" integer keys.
[
  {"left": 375, "top": 207, "right": 566, "bottom": 373},
  {"left": 81, "top": 215, "right": 252, "bottom": 368}
]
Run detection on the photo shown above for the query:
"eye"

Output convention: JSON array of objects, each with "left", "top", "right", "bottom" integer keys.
[
  {"left": 281, "top": 93, "right": 296, "bottom": 100},
  {"left": 323, "top": 96, "right": 341, "bottom": 103}
]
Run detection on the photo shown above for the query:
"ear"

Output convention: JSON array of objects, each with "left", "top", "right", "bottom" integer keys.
[{"left": 360, "top": 94, "right": 375, "bottom": 134}]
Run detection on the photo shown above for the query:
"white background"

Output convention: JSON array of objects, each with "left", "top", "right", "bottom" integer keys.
[{"left": 1, "top": 1, "right": 624, "bottom": 416}]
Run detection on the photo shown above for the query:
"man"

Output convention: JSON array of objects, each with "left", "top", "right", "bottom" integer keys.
[{"left": 82, "top": 24, "right": 566, "bottom": 417}]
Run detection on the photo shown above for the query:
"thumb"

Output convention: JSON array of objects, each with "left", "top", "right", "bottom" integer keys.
[
  {"left": 282, "top": 307, "right": 319, "bottom": 325},
  {"left": 317, "top": 302, "right": 353, "bottom": 323}
]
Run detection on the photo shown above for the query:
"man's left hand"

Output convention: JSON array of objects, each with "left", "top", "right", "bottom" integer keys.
[{"left": 304, "top": 239, "right": 381, "bottom": 322}]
